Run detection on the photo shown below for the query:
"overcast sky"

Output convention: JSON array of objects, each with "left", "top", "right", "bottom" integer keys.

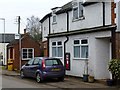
[
  {"left": 0, "top": 0, "right": 71, "bottom": 34},
  {"left": 0, "top": 0, "right": 120, "bottom": 34}
]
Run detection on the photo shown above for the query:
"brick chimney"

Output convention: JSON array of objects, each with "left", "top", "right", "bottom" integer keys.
[
  {"left": 24, "top": 29, "right": 26, "bottom": 34},
  {"left": 111, "top": 2, "right": 116, "bottom": 25}
]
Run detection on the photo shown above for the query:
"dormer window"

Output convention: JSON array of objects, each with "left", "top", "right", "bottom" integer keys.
[
  {"left": 73, "top": 2, "right": 84, "bottom": 21},
  {"left": 79, "top": 2, "right": 83, "bottom": 17},
  {"left": 73, "top": 7, "right": 79, "bottom": 19},
  {"left": 53, "top": 15, "right": 56, "bottom": 23},
  {"left": 52, "top": 10, "right": 57, "bottom": 24}
]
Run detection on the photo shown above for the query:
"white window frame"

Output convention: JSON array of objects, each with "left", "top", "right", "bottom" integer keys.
[
  {"left": 52, "top": 10, "right": 57, "bottom": 24},
  {"left": 72, "top": 2, "right": 84, "bottom": 21},
  {"left": 73, "top": 39, "right": 88, "bottom": 60},
  {"left": 73, "top": 7, "right": 79, "bottom": 20},
  {"left": 53, "top": 15, "right": 57, "bottom": 23},
  {"left": 22, "top": 48, "right": 34, "bottom": 60},
  {"left": 79, "top": 2, "right": 83, "bottom": 17},
  {"left": 52, "top": 41, "right": 63, "bottom": 58}
]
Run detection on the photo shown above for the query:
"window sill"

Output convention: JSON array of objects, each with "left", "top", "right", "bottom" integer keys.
[
  {"left": 52, "top": 22, "right": 57, "bottom": 25},
  {"left": 52, "top": 57, "right": 63, "bottom": 59},
  {"left": 73, "top": 58, "right": 88, "bottom": 60},
  {"left": 72, "top": 16, "right": 85, "bottom": 22},
  {"left": 22, "top": 58, "right": 31, "bottom": 60}
]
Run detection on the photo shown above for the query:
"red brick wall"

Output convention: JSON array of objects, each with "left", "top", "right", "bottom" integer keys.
[
  {"left": 43, "top": 41, "right": 48, "bottom": 57},
  {"left": 13, "top": 43, "right": 19, "bottom": 70},
  {"left": 116, "top": 32, "right": 120, "bottom": 59},
  {"left": 111, "top": 2, "right": 116, "bottom": 25},
  {"left": 13, "top": 34, "right": 41, "bottom": 70}
]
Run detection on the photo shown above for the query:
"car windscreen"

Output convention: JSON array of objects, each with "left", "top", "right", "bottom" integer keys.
[{"left": 45, "top": 59, "right": 63, "bottom": 66}]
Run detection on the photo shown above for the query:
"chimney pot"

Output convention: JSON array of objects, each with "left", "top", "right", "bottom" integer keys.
[{"left": 24, "top": 29, "right": 26, "bottom": 34}]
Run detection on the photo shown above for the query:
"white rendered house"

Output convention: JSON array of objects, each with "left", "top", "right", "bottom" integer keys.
[
  {"left": 40, "top": 0, "right": 117, "bottom": 79},
  {"left": 0, "top": 34, "right": 15, "bottom": 65}
]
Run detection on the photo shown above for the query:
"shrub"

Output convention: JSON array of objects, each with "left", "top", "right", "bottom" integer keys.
[{"left": 108, "top": 59, "right": 120, "bottom": 80}]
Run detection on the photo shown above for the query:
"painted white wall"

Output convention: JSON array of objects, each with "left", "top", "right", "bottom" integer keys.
[
  {"left": 41, "top": 2, "right": 112, "bottom": 39},
  {"left": 42, "top": 18, "right": 49, "bottom": 41},
  {"left": 94, "top": 38, "right": 110, "bottom": 79},
  {"left": 70, "top": 3, "right": 103, "bottom": 31},
  {"left": 49, "top": 30, "right": 111, "bottom": 79},
  {"left": 51, "top": 13, "right": 67, "bottom": 33},
  {"left": 49, "top": 2, "right": 112, "bottom": 34},
  {"left": 0, "top": 43, "right": 8, "bottom": 65},
  {"left": 105, "top": 2, "right": 111, "bottom": 25},
  {"left": 70, "top": 2, "right": 111, "bottom": 31}
]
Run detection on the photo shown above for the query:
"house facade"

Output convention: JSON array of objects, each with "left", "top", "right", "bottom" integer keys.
[
  {"left": 0, "top": 34, "right": 15, "bottom": 65},
  {"left": 7, "top": 32, "right": 41, "bottom": 70},
  {"left": 40, "top": 0, "right": 117, "bottom": 79}
]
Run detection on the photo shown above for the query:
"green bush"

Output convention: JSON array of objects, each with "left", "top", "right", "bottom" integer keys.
[{"left": 108, "top": 59, "right": 120, "bottom": 80}]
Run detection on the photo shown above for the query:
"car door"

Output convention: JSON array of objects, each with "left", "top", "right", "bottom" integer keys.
[
  {"left": 29, "top": 58, "right": 41, "bottom": 78},
  {"left": 23, "top": 58, "right": 34, "bottom": 77}
]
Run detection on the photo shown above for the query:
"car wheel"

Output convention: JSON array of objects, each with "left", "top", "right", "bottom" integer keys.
[
  {"left": 20, "top": 70, "right": 25, "bottom": 79},
  {"left": 36, "top": 73, "right": 42, "bottom": 83}
]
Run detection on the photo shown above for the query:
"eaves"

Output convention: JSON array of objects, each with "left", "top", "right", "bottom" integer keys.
[{"left": 46, "top": 25, "right": 117, "bottom": 38}]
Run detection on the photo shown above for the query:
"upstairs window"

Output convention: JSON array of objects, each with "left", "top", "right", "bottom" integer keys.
[
  {"left": 53, "top": 15, "right": 56, "bottom": 23},
  {"left": 73, "top": 2, "right": 83, "bottom": 20},
  {"left": 73, "top": 7, "right": 79, "bottom": 19},
  {"left": 52, "top": 10, "right": 57, "bottom": 24},
  {"left": 79, "top": 2, "right": 83, "bottom": 17}
]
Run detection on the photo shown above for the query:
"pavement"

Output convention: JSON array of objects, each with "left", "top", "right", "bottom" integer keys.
[
  {"left": 2, "top": 69, "right": 20, "bottom": 76},
  {"left": 1, "top": 67, "right": 120, "bottom": 89}
]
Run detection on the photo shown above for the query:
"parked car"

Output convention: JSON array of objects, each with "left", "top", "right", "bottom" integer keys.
[{"left": 20, "top": 57, "right": 65, "bottom": 83}]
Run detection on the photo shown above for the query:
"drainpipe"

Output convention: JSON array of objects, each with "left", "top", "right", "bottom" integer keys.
[
  {"left": 47, "top": 16, "right": 51, "bottom": 57},
  {"left": 64, "top": 36, "right": 69, "bottom": 66},
  {"left": 64, "top": 11, "right": 69, "bottom": 66},
  {"left": 111, "top": 27, "right": 116, "bottom": 59},
  {"left": 102, "top": 2, "right": 105, "bottom": 26},
  {"left": 49, "top": 16, "right": 51, "bottom": 34},
  {"left": 67, "top": 12, "right": 69, "bottom": 32}
]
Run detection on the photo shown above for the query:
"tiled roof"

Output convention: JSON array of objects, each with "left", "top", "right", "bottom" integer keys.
[
  {"left": 7, "top": 34, "right": 25, "bottom": 47},
  {"left": 40, "top": 1, "right": 98, "bottom": 23},
  {"left": 0, "top": 34, "right": 15, "bottom": 43},
  {"left": 82, "top": 2, "right": 98, "bottom": 6},
  {"left": 40, "top": 1, "right": 72, "bottom": 23},
  {"left": 40, "top": 13, "right": 52, "bottom": 23},
  {"left": 56, "top": 1, "right": 72, "bottom": 14},
  {"left": 7, "top": 33, "right": 40, "bottom": 47}
]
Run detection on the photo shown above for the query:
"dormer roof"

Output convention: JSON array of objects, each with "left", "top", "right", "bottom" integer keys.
[{"left": 40, "top": 1, "right": 98, "bottom": 23}]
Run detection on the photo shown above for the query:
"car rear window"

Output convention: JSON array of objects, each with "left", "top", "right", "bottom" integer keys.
[{"left": 45, "top": 59, "right": 63, "bottom": 66}]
